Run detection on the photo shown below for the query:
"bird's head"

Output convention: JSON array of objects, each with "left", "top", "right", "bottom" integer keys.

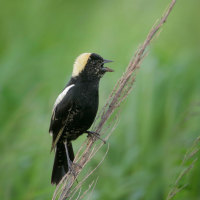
[{"left": 72, "top": 53, "right": 113, "bottom": 80}]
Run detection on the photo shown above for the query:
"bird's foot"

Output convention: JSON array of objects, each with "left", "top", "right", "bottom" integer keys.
[
  {"left": 72, "top": 162, "right": 82, "bottom": 169},
  {"left": 86, "top": 131, "right": 106, "bottom": 144},
  {"left": 67, "top": 159, "right": 75, "bottom": 176},
  {"left": 68, "top": 159, "right": 82, "bottom": 174}
]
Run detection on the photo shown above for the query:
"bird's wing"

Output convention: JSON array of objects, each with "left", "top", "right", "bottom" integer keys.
[
  {"left": 49, "top": 84, "right": 75, "bottom": 151},
  {"left": 52, "top": 84, "right": 75, "bottom": 116}
]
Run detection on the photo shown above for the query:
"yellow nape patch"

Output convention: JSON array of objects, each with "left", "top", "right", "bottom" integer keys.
[{"left": 72, "top": 53, "right": 91, "bottom": 77}]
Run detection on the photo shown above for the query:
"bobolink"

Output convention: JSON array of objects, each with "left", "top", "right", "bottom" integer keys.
[{"left": 49, "top": 53, "right": 113, "bottom": 185}]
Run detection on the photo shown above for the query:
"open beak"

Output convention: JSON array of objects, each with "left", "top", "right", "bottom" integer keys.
[
  {"left": 102, "top": 59, "right": 114, "bottom": 72},
  {"left": 103, "top": 67, "right": 114, "bottom": 72},
  {"left": 103, "top": 59, "right": 113, "bottom": 64}
]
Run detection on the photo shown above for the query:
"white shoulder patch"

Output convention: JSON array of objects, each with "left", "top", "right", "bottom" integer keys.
[
  {"left": 72, "top": 53, "right": 91, "bottom": 77},
  {"left": 50, "top": 131, "right": 53, "bottom": 136},
  {"left": 52, "top": 84, "right": 75, "bottom": 113}
]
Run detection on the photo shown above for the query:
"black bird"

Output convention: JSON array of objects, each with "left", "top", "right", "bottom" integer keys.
[{"left": 49, "top": 53, "right": 113, "bottom": 185}]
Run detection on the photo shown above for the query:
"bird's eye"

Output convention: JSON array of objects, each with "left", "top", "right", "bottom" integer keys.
[{"left": 92, "top": 61, "right": 97, "bottom": 65}]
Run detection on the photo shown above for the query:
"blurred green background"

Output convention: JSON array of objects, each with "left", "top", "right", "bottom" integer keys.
[{"left": 1, "top": 0, "right": 200, "bottom": 199}]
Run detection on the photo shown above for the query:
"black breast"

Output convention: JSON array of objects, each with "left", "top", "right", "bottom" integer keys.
[{"left": 62, "top": 81, "right": 99, "bottom": 141}]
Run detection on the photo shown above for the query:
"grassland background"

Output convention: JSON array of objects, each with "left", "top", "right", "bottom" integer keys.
[{"left": 0, "top": 0, "right": 200, "bottom": 199}]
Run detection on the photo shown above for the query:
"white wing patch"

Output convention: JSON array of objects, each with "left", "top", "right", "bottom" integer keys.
[
  {"left": 52, "top": 84, "right": 75, "bottom": 113},
  {"left": 72, "top": 53, "right": 91, "bottom": 77},
  {"left": 50, "top": 131, "right": 53, "bottom": 136}
]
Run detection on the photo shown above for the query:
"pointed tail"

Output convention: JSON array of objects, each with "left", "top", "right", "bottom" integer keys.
[{"left": 51, "top": 142, "right": 74, "bottom": 185}]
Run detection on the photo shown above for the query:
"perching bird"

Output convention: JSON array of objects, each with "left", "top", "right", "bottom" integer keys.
[{"left": 49, "top": 53, "right": 113, "bottom": 185}]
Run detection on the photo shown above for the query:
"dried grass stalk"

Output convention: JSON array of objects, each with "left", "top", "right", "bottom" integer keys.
[{"left": 166, "top": 136, "right": 200, "bottom": 200}]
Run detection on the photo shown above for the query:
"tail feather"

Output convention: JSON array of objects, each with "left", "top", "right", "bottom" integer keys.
[{"left": 51, "top": 142, "right": 74, "bottom": 185}]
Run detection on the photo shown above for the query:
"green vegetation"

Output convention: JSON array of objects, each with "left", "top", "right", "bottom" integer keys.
[{"left": 0, "top": 0, "right": 200, "bottom": 199}]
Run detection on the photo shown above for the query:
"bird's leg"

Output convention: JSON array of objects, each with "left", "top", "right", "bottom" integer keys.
[
  {"left": 64, "top": 141, "right": 76, "bottom": 177},
  {"left": 85, "top": 131, "right": 106, "bottom": 144},
  {"left": 63, "top": 141, "right": 81, "bottom": 178}
]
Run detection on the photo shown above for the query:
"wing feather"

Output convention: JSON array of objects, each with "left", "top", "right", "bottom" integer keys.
[{"left": 49, "top": 84, "right": 75, "bottom": 149}]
